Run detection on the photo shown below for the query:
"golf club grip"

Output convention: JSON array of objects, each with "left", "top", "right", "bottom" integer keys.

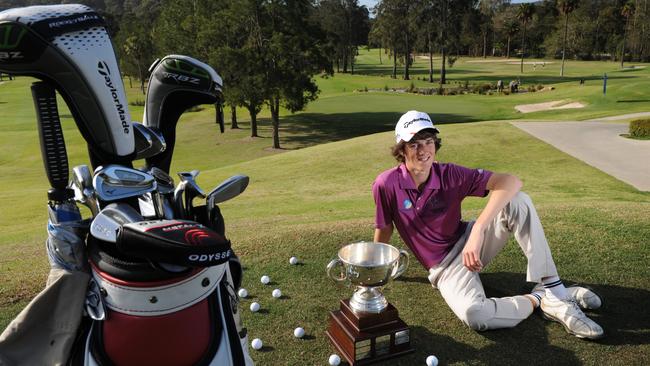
[{"left": 31, "top": 82, "right": 69, "bottom": 190}]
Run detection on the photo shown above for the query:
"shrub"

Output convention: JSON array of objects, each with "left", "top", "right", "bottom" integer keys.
[
  {"left": 629, "top": 119, "right": 650, "bottom": 138},
  {"left": 383, "top": 85, "right": 389, "bottom": 91},
  {"left": 447, "top": 56, "right": 457, "bottom": 68},
  {"left": 408, "top": 82, "right": 416, "bottom": 93},
  {"left": 129, "top": 99, "right": 145, "bottom": 107}
]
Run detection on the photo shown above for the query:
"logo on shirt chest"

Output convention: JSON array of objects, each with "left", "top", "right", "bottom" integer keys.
[{"left": 403, "top": 199, "right": 413, "bottom": 210}]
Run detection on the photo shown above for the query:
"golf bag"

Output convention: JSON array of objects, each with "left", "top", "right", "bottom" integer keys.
[{"left": 0, "top": 4, "right": 252, "bottom": 365}]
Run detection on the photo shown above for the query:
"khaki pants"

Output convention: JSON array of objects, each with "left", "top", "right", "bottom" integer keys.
[{"left": 428, "top": 192, "right": 558, "bottom": 331}]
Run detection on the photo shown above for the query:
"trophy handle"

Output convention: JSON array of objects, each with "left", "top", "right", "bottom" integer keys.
[
  {"left": 327, "top": 259, "right": 347, "bottom": 282},
  {"left": 391, "top": 250, "right": 409, "bottom": 279}
]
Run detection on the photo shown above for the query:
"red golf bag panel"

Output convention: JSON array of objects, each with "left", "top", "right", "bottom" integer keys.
[
  {"left": 90, "top": 264, "right": 222, "bottom": 366},
  {"left": 76, "top": 221, "right": 253, "bottom": 366}
]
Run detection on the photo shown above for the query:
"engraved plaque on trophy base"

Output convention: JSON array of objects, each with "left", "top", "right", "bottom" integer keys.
[{"left": 325, "top": 299, "right": 414, "bottom": 365}]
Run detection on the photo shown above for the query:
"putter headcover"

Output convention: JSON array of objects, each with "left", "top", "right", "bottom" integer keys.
[
  {"left": 118, "top": 220, "right": 233, "bottom": 267},
  {"left": 0, "top": 4, "right": 134, "bottom": 165},
  {"left": 144, "top": 55, "right": 223, "bottom": 173}
]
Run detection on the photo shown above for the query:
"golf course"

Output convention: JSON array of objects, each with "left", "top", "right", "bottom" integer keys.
[{"left": 1, "top": 49, "right": 649, "bottom": 365}]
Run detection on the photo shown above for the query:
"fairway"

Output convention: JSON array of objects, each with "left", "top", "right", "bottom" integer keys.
[{"left": 1, "top": 52, "right": 649, "bottom": 365}]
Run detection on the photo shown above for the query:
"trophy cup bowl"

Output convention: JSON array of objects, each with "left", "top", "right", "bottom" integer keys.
[{"left": 327, "top": 242, "right": 409, "bottom": 314}]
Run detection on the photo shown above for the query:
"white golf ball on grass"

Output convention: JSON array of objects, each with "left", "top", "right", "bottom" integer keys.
[
  {"left": 249, "top": 302, "right": 260, "bottom": 312},
  {"left": 260, "top": 275, "right": 270, "bottom": 285},
  {"left": 293, "top": 327, "right": 305, "bottom": 338},
  {"left": 289, "top": 256, "right": 299, "bottom": 265},
  {"left": 328, "top": 354, "right": 341, "bottom": 366},
  {"left": 426, "top": 355, "right": 438, "bottom": 366},
  {"left": 251, "top": 338, "right": 263, "bottom": 350},
  {"left": 237, "top": 288, "right": 248, "bottom": 298},
  {"left": 272, "top": 288, "right": 282, "bottom": 298}
]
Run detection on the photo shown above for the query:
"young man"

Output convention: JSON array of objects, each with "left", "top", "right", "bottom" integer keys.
[{"left": 372, "top": 110, "right": 604, "bottom": 339}]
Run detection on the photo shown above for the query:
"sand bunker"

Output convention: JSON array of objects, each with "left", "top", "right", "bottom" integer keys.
[
  {"left": 507, "top": 61, "right": 555, "bottom": 65},
  {"left": 466, "top": 59, "right": 517, "bottom": 63},
  {"left": 515, "top": 100, "right": 585, "bottom": 113}
]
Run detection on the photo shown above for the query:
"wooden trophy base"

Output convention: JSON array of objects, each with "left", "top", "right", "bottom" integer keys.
[{"left": 325, "top": 299, "right": 414, "bottom": 365}]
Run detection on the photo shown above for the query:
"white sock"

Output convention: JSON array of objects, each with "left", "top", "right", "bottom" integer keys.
[
  {"left": 542, "top": 276, "right": 569, "bottom": 302},
  {"left": 529, "top": 292, "right": 543, "bottom": 307}
]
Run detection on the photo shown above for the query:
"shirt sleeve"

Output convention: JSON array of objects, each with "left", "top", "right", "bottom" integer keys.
[
  {"left": 372, "top": 177, "right": 393, "bottom": 229},
  {"left": 453, "top": 164, "right": 493, "bottom": 198}
]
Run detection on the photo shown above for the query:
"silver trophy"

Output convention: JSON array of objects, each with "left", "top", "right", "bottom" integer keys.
[{"left": 327, "top": 242, "right": 409, "bottom": 314}]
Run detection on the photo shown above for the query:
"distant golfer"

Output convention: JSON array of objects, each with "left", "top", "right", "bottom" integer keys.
[{"left": 372, "top": 110, "right": 604, "bottom": 339}]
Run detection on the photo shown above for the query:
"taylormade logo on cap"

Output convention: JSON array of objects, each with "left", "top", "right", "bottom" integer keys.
[{"left": 395, "top": 110, "right": 439, "bottom": 143}]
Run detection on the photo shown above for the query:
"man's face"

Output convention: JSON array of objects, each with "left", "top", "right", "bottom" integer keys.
[{"left": 403, "top": 137, "right": 436, "bottom": 173}]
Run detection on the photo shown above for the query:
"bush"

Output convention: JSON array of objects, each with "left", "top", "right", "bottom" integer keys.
[
  {"left": 629, "top": 119, "right": 650, "bottom": 138},
  {"left": 129, "top": 99, "right": 145, "bottom": 107},
  {"left": 447, "top": 56, "right": 457, "bottom": 68},
  {"left": 408, "top": 82, "right": 416, "bottom": 93}
]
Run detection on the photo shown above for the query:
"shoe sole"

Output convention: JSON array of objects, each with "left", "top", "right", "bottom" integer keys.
[{"left": 540, "top": 311, "right": 605, "bottom": 340}]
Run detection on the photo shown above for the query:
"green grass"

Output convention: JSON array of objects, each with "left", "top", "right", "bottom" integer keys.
[{"left": 1, "top": 52, "right": 649, "bottom": 365}]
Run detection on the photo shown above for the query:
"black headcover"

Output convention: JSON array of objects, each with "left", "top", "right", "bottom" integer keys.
[
  {"left": 117, "top": 219, "right": 233, "bottom": 267},
  {"left": 143, "top": 55, "right": 223, "bottom": 173}
]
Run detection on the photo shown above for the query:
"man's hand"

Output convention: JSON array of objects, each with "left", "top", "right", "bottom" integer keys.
[{"left": 462, "top": 224, "right": 484, "bottom": 272}]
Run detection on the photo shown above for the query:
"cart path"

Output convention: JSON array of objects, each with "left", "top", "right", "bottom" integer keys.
[{"left": 511, "top": 119, "right": 650, "bottom": 191}]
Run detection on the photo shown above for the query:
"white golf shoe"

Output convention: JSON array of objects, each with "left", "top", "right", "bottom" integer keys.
[
  {"left": 532, "top": 284, "right": 603, "bottom": 310},
  {"left": 540, "top": 298, "right": 605, "bottom": 340}
]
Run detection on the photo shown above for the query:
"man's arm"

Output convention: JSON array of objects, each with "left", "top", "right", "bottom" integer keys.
[
  {"left": 462, "top": 173, "right": 522, "bottom": 272},
  {"left": 374, "top": 225, "right": 393, "bottom": 244}
]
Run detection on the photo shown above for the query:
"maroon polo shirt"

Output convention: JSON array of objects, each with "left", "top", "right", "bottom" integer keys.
[{"left": 373, "top": 163, "right": 492, "bottom": 269}]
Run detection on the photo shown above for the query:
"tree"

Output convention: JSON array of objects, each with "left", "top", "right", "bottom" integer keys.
[
  {"left": 558, "top": 0, "right": 580, "bottom": 77},
  {"left": 620, "top": 1, "right": 635, "bottom": 68},
  {"left": 478, "top": 0, "right": 508, "bottom": 58},
  {"left": 315, "top": 0, "right": 370, "bottom": 74},
  {"left": 374, "top": 0, "right": 412, "bottom": 80},
  {"left": 517, "top": 3, "right": 535, "bottom": 73},
  {"left": 411, "top": 0, "right": 441, "bottom": 83},
  {"left": 114, "top": 2, "right": 160, "bottom": 94},
  {"left": 256, "top": 0, "right": 332, "bottom": 149},
  {"left": 504, "top": 18, "right": 519, "bottom": 59}
]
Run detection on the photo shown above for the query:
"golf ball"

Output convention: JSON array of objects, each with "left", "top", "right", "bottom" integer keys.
[
  {"left": 426, "top": 355, "right": 438, "bottom": 366},
  {"left": 328, "top": 354, "right": 341, "bottom": 366},
  {"left": 272, "top": 289, "right": 282, "bottom": 298},
  {"left": 251, "top": 338, "right": 263, "bottom": 350},
  {"left": 249, "top": 302, "right": 260, "bottom": 312},
  {"left": 289, "top": 256, "right": 299, "bottom": 265},
  {"left": 260, "top": 275, "right": 270, "bottom": 285},
  {"left": 238, "top": 288, "right": 248, "bottom": 298},
  {"left": 293, "top": 327, "right": 305, "bottom": 338}
]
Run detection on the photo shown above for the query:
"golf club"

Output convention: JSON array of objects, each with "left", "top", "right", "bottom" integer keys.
[
  {"left": 71, "top": 164, "right": 99, "bottom": 216},
  {"left": 206, "top": 175, "right": 249, "bottom": 223},
  {"left": 93, "top": 165, "right": 157, "bottom": 202},
  {"left": 173, "top": 170, "right": 206, "bottom": 219},
  {"left": 133, "top": 122, "right": 166, "bottom": 160},
  {"left": 90, "top": 203, "right": 143, "bottom": 243}
]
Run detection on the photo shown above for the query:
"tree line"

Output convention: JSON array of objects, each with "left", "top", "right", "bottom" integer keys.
[
  {"left": 1, "top": 0, "right": 648, "bottom": 148},
  {"left": 371, "top": 0, "right": 650, "bottom": 83}
]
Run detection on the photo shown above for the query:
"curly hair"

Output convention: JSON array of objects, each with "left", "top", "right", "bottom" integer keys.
[{"left": 391, "top": 129, "right": 442, "bottom": 163}]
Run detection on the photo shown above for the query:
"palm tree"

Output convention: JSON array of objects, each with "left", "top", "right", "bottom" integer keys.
[
  {"left": 504, "top": 19, "right": 519, "bottom": 59},
  {"left": 558, "top": 0, "right": 580, "bottom": 77},
  {"left": 517, "top": 3, "right": 535, "bottom": 73},
  {"left": 620, "top": 1, "right": 635, "bottom": 68}
]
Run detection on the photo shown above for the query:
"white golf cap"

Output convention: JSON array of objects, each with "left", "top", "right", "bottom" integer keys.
[{"left": 395, "top": 110, "right": 439, "bottom": 143}]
